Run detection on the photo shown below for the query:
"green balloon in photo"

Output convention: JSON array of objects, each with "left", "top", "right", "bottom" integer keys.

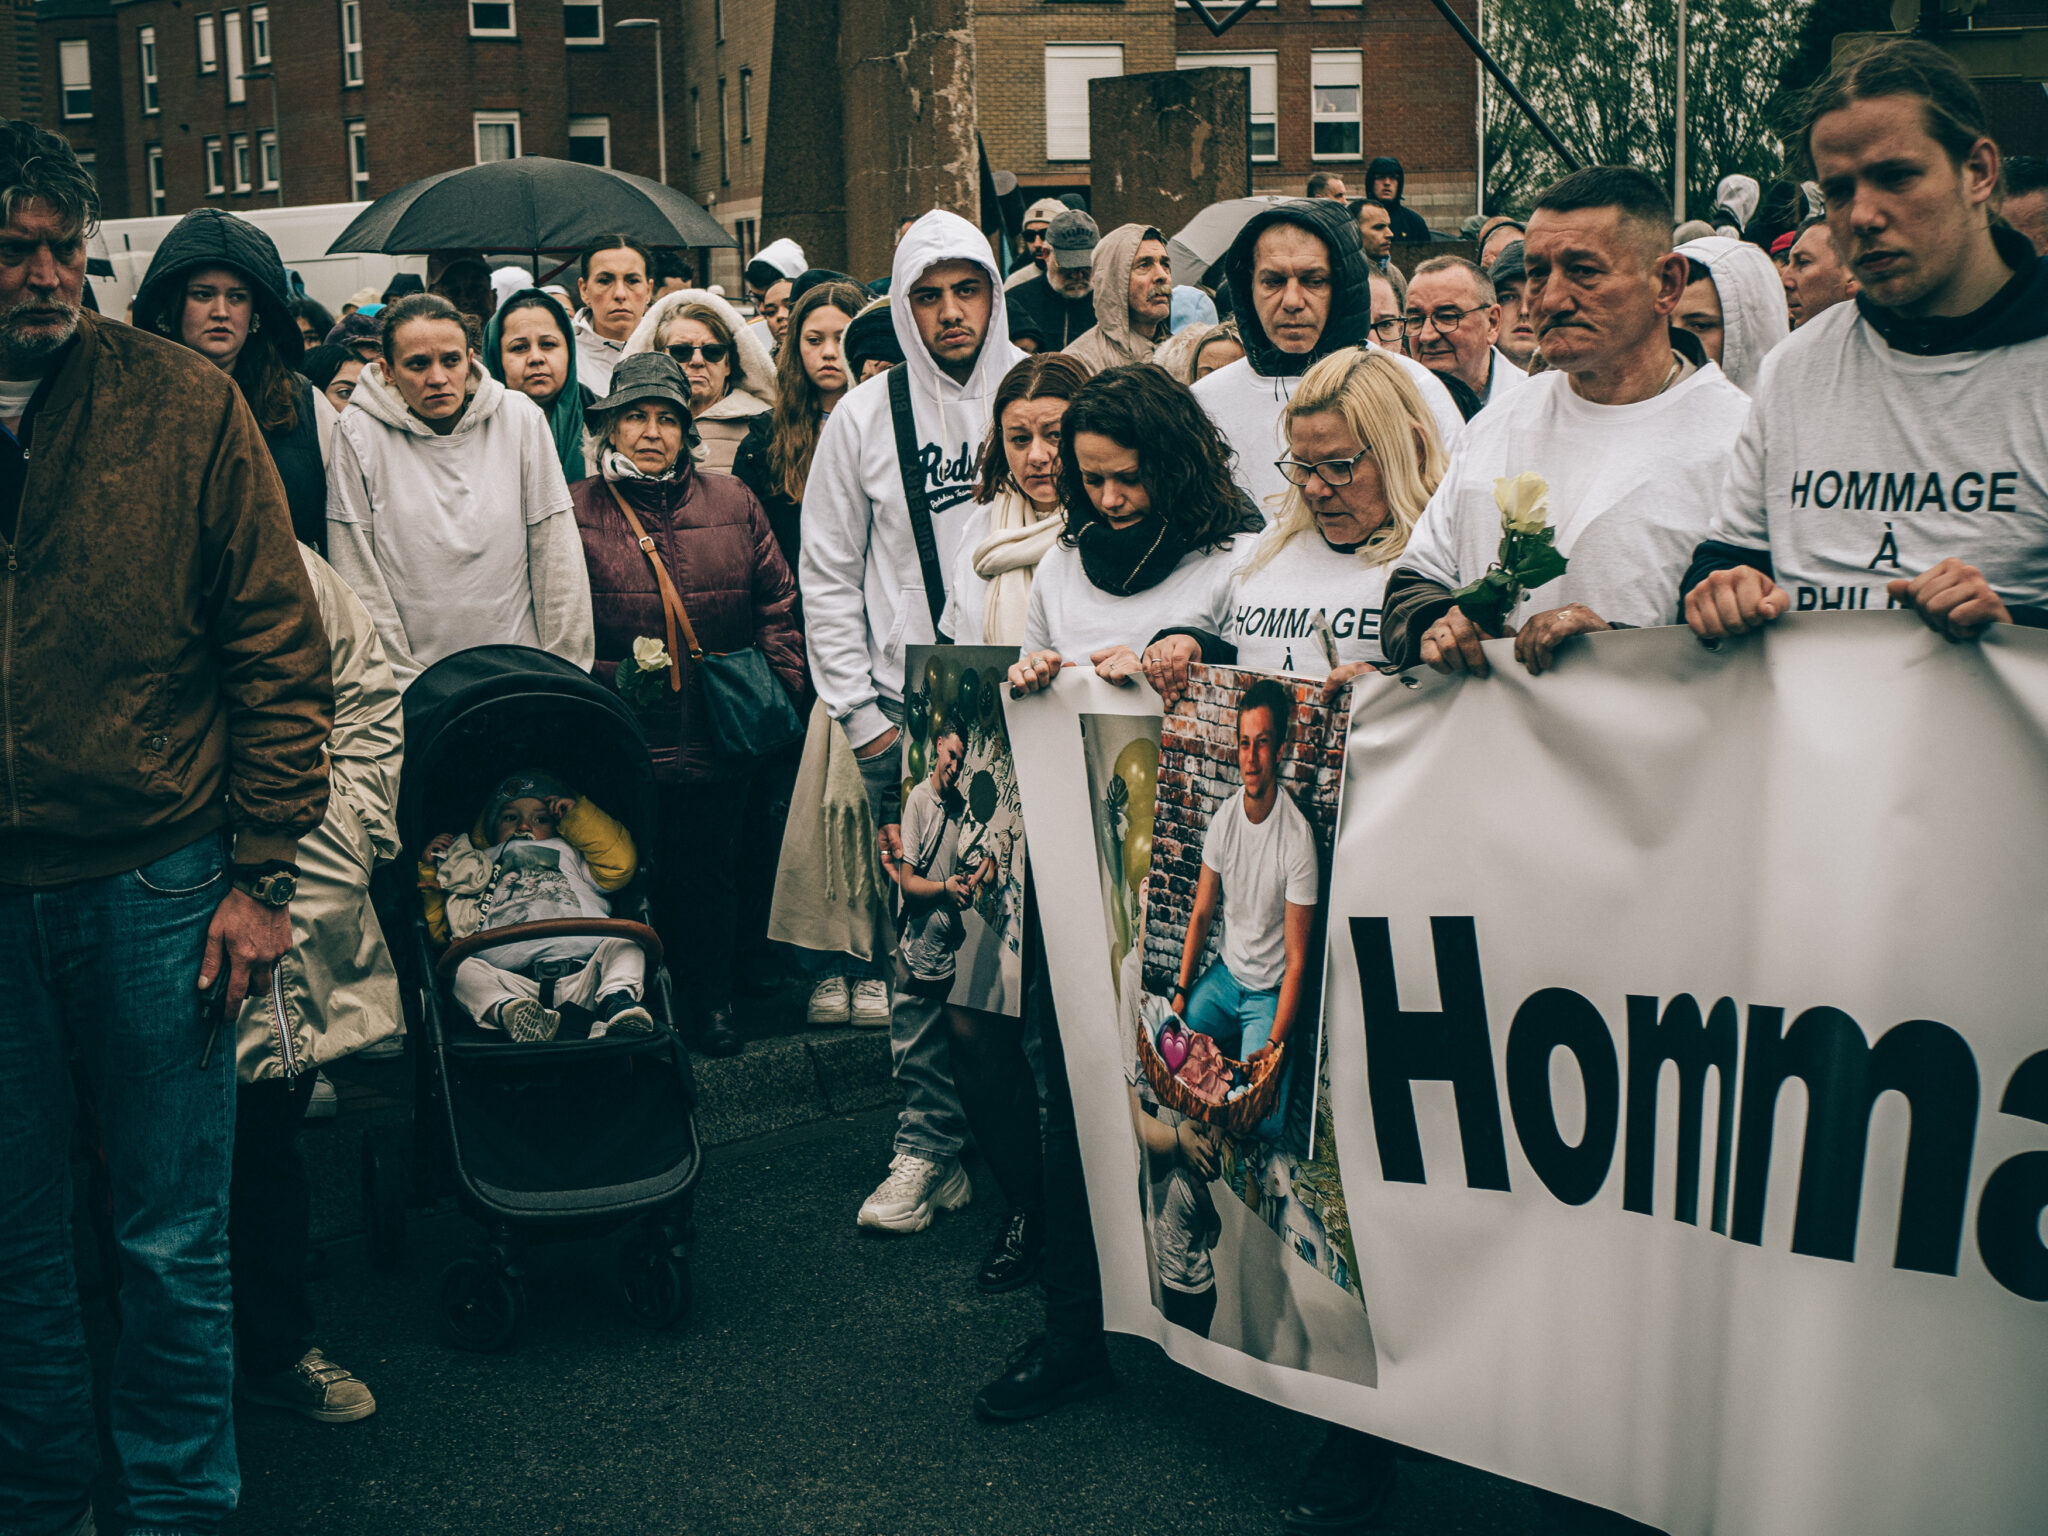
[
  {"left": 1123, "top": 825, "right": 1153, "bottom": 892},
  {"left": 1112, "top": 737, "right": 1159, "bottom": 825},
  {"left": 908, "top": 739, "right": 926, "bottom": 781},
  {"left": 957, "top": 667, "right": 980, "bottom": 722}
]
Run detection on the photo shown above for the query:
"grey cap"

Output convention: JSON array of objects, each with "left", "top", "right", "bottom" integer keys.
[
  {"left": 1048, "top": 209, "right": 1099, "bottom": 271},
  {"left": 589, "top": 349, "right": 694, "bottom": 417},
  {"left": 1489, "top": 239, "right": 1526, "bottom": 289}
]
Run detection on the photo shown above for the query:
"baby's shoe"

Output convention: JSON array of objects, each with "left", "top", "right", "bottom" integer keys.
[
  {"left": 499, "top": 998, "right": 561, "bottom": 1042},
  {"left": 594, "top": 991, "right": 657, "bottom": 1038}
]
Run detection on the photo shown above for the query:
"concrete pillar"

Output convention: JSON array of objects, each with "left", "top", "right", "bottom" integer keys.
[
  {"left": 838, "top": 0, "right": 980, "bottom": 284},
  {"left": 760, "top": 0, "right": 849, "bottom": 275},
  {"left": 1086, "top": 69, "right": 1250, "bottom": 241}
]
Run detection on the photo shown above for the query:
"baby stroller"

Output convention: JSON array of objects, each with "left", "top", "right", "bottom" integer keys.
[{"left": 377, "top": 645, "right": 702, "bottom": 1350}]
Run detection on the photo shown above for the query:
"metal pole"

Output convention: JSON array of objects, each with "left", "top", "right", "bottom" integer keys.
[
  {"left": 268, "top": 72, "right": 284, "bottom": 207},
  {"left": 1425, "top": 0, "right": 1579, "bottom": 171},
  {"left": 1475, "top": 0, "right": 1486, "bottom": 217},
  {"left": 652, "top": 23, "right": 667, "bottom": 187},
  {"left": 1673, "top": 0, "right": 1687, "bottom": 221}
]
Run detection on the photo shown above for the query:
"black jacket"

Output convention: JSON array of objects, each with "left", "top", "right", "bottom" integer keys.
[
  {"left": 1368, "top": 156, "right": 1433, "bottom": 244},
  {"left": 1008, "top": 269, "right": 1095, "bottom": 352},
  {"left": 1218, "top": 197, "right": 1378, "bottom": 378}
]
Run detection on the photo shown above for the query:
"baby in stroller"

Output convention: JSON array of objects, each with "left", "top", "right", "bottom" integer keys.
[{"left": 421, "top": 770, "right": 657, "bottom": 1043}]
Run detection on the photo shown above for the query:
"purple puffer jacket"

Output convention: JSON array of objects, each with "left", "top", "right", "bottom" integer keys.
[{"left": 572, "top": 466, "right": 807, "bottom": 785}]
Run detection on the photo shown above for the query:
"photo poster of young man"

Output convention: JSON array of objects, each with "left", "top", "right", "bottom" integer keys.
[{"left": 899, "top": 645, "right": 1028, "bottom": 1016}]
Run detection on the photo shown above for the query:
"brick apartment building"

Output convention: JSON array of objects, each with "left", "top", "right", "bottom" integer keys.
[{"left": 30, "top": 0, "right": 1478, "bottom": 279}]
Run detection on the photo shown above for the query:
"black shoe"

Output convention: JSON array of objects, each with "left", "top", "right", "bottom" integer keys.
[
  {"left": 975, "top": 1210, "right": 1043, "bottom": 1295},
  {"left": 972, "top": 1331, "right": 1114, "bottom": 1422},
  {"left": 690, "top": 1004, "right": 744, "bottom": 1058},
  {"left": 1282, "top": 1425, "right": 1398, "bottom": 1532}
]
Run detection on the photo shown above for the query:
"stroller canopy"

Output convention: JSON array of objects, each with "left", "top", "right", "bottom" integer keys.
[{"left": 399, "top": 646, "right": 656, "bottom": 855}]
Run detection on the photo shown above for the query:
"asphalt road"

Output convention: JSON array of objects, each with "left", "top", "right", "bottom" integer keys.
[{"left": 227, "top": 1106, "right": 1542, "bottom": 1536}]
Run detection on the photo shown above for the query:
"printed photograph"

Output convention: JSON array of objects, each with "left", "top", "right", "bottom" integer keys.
[{"left": 899, "top": 646, "right": 1028, "bottom": 1017}]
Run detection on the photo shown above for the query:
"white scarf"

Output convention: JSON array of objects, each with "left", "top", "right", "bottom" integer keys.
[
  {"left": 972, "top": 486, "right": 1062, "bottom": 647},
  {"left": 602, "top": 447, "right": 684, "bottom": 483}
]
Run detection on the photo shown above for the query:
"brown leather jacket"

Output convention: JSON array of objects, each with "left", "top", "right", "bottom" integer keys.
[{"left": 0, "top": 313, "right": 333, "bottom": 885}]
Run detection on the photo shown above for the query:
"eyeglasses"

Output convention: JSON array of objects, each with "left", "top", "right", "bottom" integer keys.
[
  {"left": 667, "top": 342, "right": 732, "bottom": 364},
  {"left": 1368, "top": 316, "right": 1405, "bottom": 342},
  {"left": 1403, "top": 305, "right": 1490, "bottom": 337},
  {"left": 1275, "top": 448, "right": 1372, "bottom": 488}
]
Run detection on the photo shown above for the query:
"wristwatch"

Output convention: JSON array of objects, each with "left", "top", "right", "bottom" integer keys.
[{"left": 231, "top": 860, "right": 300, "bottom": 908}]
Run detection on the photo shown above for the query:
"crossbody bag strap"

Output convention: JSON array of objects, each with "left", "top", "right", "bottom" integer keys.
[
  {"left": 607, "top": 481, "right": 700, "bottom": 692},
  {"left": 886, "top": 364, "right": 950, "bottom": 639}
]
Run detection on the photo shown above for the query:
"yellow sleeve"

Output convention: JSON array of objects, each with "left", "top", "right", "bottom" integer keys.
[
  {"left": 560, "top": 796, "right": 638, "bottom": 892},
  {"left": 417, "top": 858, "right": 451, "bottom": 947}
]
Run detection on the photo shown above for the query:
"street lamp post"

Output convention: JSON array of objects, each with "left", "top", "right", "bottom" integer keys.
[
  {"left": 613, "top": 19, "right": 666, "bottom": 186},
  {"left": 1673, "top": 0, "right": 1688, "bottom": 222},
  {"left": 240, "top": 69, "right": 284, "bottom": 206}
]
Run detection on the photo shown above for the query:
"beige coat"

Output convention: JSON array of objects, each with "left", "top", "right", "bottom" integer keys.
[
  {"left": 236, "top": 548, "right": 406, "bottom": 1081},
  {"left": 767, "top": 699, "right": 896, "bottom": 963}
]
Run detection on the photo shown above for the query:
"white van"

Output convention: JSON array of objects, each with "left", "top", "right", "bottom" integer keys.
[{"left": 90, "top": 201, "right": 425, "bottom": 322}]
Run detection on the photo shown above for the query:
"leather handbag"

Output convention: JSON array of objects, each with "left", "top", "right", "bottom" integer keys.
[{"left": 608, "top": 483, "right": 805, "bottom": 760}]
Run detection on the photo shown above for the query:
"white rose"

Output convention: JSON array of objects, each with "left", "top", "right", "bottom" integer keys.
[
  {"left": 632, "top": 636, "right": 672, "bottom": 671},
  {"left": 1494, "top": 471, "right": 1552, "bottom": 536}
]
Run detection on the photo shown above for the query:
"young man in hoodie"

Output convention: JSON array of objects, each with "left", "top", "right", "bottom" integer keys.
[
  {"left": 1686, "top": 39, "right": 2048, "bottom": 643},
  {"left": 746, "top": 237, "right": 807, "bottom": 352},
  {"left": 1190, "top": 199, "right": 1464, "bottom": 520},
  {"left": 0, "top": 119, "right": 334, "bottom": 1536},
  {"left": 798, "top": 210, "right": 1023, "bottom": 1235},
  {"left": 1384, "top": 165, "right": 1751, "bottom": 678},
  {"left": 1669, "top": 236, "right": 1791, "bottom": 394},
  {"left": 1064, "top": 224, "right": 1173, "bottom": 373},
  {"left": 1366, "top": 155, "right": 1432, "bottom": 243}
]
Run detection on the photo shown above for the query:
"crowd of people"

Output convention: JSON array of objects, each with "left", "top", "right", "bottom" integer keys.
[{"left": 1, "top": 32, "right": 2043, "bottom": 1536}]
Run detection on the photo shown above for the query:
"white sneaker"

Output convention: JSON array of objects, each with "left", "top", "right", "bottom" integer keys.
[
  {"left": 304, "top": 1074, "right": 338, "bottom": 1120},
  {"left": 807, "top": 976, "right": 852, "bottom": 1025},
  {"left": 857, "top": 1152, "right": 971, "bottom": 1233},
  {"left": 850, "top": 978, "right": 892, "bottom": 1028}
]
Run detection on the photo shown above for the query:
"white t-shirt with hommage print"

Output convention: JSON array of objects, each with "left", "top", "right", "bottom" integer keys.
[
  {"left": 1226, "top": 526, "right": 1391, "bottom": 676},
  {"left": 1704, "top": 301, "right": 2048, "bottom": 615}
]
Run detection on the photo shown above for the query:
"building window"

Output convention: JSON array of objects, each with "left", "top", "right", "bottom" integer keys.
[
  {"left": 205, "top": 136, "right": 225, "bottom": 194},
  {"left": 568, "top": 115, "right": 610, "bottom": 166},
  {"left": 739, "top": 69, "right": 752, "bottom": 143},
  {"left": 474, "top": 111, "right": 521, "bottom": 163},
  {"left": 260, "top": 130, "right": 280, "bottom": 190},
  {"left": 470, "top": 2, "right": 515, "bottom": 37},
  {"left": 347, "top": 119, "right": 369, "bottom": 198},
  {"left": 564, "top": 0, "right": 602, "bottom": 44},
  {"left": 139, "top": 27, "right": 160, "bottom": 114},
  {"left": 147, "top": 145, "right": 167, "bottom": 214},
  {"left": 1044, "top": 44, "right": 1123, "bottom": 162},
  {"left": 224, "top": 11, "right": 245, "bottom": 103},
  {"left": 251, "top": 6, "right": 270, "bottom": 64},
  {"left": 340, "top": 2, "right": 363, "bottom": 86},
  {"left": 1176, "top": 51, "right": 1277, "bottom": 162},
  {"left": 690, "top": 87, "right": 701, "bottom": 157},
  {"left": 58, "top": 40, "right": 91, "bottom": 119},
  {"left": 232, "top": 134, "right": 252, "bottom": 192},
  {"left": 716, "top": 77, "right": 729, "bottom": 184},
  {"left": 198, "top": 14, "right": 218, "bottom": 75},
  {"left": 1310, "top": 50, "right": 1363, "bottom": 160}
]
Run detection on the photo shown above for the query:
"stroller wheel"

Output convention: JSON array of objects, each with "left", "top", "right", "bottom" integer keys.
[
  {"left": 361, "top": 1130, "right": 408, "bottom": 1273},
  {"left": 619, "top": 1229, "right": 692, "bottom": 1330},
  {"left": 440, "top": 1256, "right": 524, "bottom": 1351}
]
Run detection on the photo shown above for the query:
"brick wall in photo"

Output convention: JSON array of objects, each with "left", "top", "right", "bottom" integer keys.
[{"left": 1143, "top": 665, "right": 1348, "bottom": 998}]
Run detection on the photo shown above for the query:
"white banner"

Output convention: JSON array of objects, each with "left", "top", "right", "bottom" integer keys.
[{"left": 1008, "top": 613, "right": 2048, "bottom": 1536}]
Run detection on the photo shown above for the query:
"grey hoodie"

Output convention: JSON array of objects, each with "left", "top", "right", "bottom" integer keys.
[
  {"left": 1065, "top": 223, "right": 1168, "bottom": 373},
  {"left": 1676, "top": 235, "right": 1790, "bottom": 394}
]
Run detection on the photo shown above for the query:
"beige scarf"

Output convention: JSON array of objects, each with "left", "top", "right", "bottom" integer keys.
[{"left": 973, "top": 487, "right": 1063, "bottom": 647}]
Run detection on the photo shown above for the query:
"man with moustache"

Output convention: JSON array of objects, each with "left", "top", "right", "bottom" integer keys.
[
  {"left": 1687, "top": 40, "right": 2048, "bottom": 643},
  {"left": 1383, "top": 165, "right": 1749, "bottom": 677},
  {"left": 1065, "top": 224, "right": 1174, "bottom": 372}
]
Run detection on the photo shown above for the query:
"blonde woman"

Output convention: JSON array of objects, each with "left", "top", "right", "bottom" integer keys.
[
  {"left": 621, "top": 288, "right": 778, "bottom": 474},
  {"left": 1227, "top": 347, "right": 1447, "bottom": 694}
]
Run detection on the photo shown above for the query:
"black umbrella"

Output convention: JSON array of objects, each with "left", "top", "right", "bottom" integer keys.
[{"left": 327, "top": 158, "right": 734, "bottom": 256}]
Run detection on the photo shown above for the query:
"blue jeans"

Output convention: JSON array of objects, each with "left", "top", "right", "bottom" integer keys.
[
  {"left": 0, "top": 835, "right": 238, "bottom": 1536},
  {"left": 1184, "top": 962, "right": 1289, "bottom": 1141}
]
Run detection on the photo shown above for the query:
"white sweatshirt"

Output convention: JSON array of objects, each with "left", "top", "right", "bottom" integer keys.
[
  {"left": 1192, "top": 344, "right": 1464, "bottom": 523},
  {"left": 1400, "top": 364, "right": 1751, "bottom": 631},
  {"left": 326, "top": 363, "right": 593, "bottom": 687},
  {"left": 1227, "top": 525, "right": 1392, "bottom": 675},
  {"left": 798, "top": 211, "right": 1025, "bottom": 748},
  {"left": 1020, "top": 540, "right": 1241, "bottom": 658},
  {"left": 1704, "top": 300, "right": 2048, "bottom": 614}
]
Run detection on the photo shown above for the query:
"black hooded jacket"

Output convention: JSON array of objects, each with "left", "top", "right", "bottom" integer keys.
[
  {"left": 133, "top": 209, "right": 326, "bottom": 551},
  {"left": 1367, "top": 156, "right": 1432, "bottom": 244},
  {"left": 1218, "top": 197, "right": 1378, "bottom": 379}
]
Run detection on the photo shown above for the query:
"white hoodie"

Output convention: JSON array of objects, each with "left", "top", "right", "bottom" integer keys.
[
  {"left": 1675, "top": 235, "right": 1791, "bottom": 394},
  {"left": 326, "top": 361, "right": 593, "bottom": 687},
  {"left": 798, "top": 211, "right": 1024, "bottom": 749}
]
